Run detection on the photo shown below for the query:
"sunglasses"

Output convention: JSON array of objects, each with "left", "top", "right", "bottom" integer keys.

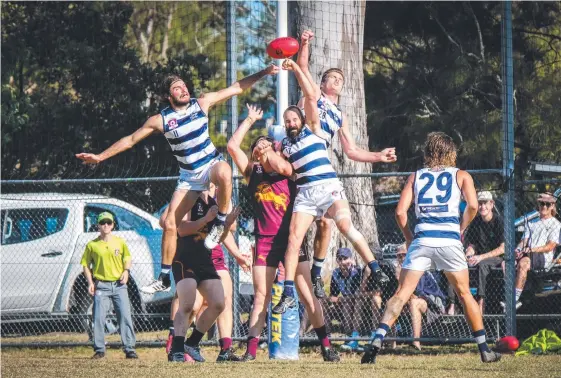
[
  {"left": 478, "top": 201, "right": 490, "bottom": 206},
  {"left": 336, "top": 256, "right": 350, "bottom": 261},
  {"left": 538, "top": 202, "right": 552, "bottom": 208},
  {"left": 98, "top": 220, "right": 113, "bottom": 226}
]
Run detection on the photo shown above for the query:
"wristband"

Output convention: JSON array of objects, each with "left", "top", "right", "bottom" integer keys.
[{"left": 246, "top": 116, "right": 255, "bottom": 124}]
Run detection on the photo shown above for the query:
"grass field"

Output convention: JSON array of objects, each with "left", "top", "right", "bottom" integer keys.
[{"left": 2, "top": 345, "right": 560, "bottom": 378}]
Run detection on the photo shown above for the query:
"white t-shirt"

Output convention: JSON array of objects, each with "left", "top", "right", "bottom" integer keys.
[{"left": 523, "top": 216, "right": 561, "bottom": 270}]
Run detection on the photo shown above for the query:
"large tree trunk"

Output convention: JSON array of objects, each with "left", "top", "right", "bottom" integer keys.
[{"left": 290, "top": 1, "right": 380, "bottom": 269}]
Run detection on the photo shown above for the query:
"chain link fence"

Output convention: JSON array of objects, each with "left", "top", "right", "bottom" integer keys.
[{"left": 2, "top": 173, "right": 559, "bottom": 347}]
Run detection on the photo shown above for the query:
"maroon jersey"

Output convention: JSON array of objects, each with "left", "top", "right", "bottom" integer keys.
[
  {"left": 180, "top": 196, "right": 223, "bottom": 258},
  {"left": 248, "top": 164, "right": 295, "bottom": 236}
]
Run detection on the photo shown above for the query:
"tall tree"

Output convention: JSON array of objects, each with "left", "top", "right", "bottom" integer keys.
[{"left": 290, "top": 1, "right": 383, "bottom": 257}]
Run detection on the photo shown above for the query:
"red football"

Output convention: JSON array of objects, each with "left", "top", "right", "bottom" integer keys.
[
  {"left": 497, "top": 336, "right": 520, "bottom": 352},
  {"left": 267, "top": 37, "right": 300, "bottom": 59}
]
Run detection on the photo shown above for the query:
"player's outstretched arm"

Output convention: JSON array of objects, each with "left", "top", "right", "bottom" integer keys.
[
  {"left": 296, "top": 29, "right": 321, "bottom": 101},
  {"left": 76, "top": 114, "right": 163, "bottom": 164},
  {"left": 396, "top": 173, "right": 415, "bottom": 248},
  {"left": 227, "top": 104, "right": 264, "bottom": 182},
  {"left": 198, "top": 65, "right": 279, "bottom": 113},
  {"left": 458, "top": 170, "right": 478, "bottom": 235},
  {"left": 282, "top": 59, "right": 322, "bottom": 135},
  {"left": 338, "top": 117, "right": 397, "bottom": 164}
]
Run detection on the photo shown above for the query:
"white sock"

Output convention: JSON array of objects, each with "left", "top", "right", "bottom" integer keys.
[{"left": 515, "top": 288, "right": 522, "bottom": 302}]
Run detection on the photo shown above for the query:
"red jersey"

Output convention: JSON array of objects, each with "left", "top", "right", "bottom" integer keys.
[{"left": 248, "top": 164, "right": 295, "bottom": 236}]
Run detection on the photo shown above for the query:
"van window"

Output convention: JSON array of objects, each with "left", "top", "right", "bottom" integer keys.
[
  {"left": 84, "top": 204, "right": 152, "bottom": 233},
  {"left": 1, "top": 208, "right": 69, "bottom": 245}
]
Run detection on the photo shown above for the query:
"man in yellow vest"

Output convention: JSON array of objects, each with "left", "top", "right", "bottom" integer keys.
[{"left": 81, "top": 212, "right": 138, "bottom": 359}]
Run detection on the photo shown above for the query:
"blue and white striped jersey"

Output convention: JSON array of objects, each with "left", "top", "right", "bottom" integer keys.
[
  {"left": 316, "top": 95, "right": 343, "bottom": 146},
  {"left": 281, "top": 126, "right": 338, "bottom": 188},
  {"left": 413, "top": 167, "right": 462, "bottom": 247},
  {"left": 161, "top": 99, "right": 220, "bottom": 175}
]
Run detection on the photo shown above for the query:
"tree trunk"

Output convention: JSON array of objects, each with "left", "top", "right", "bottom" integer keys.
[{"left": 290, "top": 1, "right": 380, "bottom": 269}]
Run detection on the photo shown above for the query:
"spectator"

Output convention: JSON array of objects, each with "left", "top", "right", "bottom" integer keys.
[
  {"left": 324, "top": 248, "right": 363, "bottom": 351},
  {"left": 80, "top": 212, "right": 137, "bottom": 359},
  {"left": 503, "top": 192, "right": 561, "bottom": 311},
  {"left": 464, "top": 191, "right": 505, "bottom": 313},
  {"left": 395, "top": 246, "right": 447, "bottom": 350}
]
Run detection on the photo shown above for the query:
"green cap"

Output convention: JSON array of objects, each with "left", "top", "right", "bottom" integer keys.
[{"left": 97, "top": 212, "right": 114, "bottom": 223}]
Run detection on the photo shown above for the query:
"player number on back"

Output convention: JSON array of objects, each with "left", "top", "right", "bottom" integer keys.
[{"left": 418, "top": 172, "right": 452, "bottom": 204}]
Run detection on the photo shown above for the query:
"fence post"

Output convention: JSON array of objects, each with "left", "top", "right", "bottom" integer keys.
[
  {"left": 501, "top": 0, "right": 516, "bottom": 337},
  {"left": 226, "top": 0, "right": 241, "bottom": 339}
]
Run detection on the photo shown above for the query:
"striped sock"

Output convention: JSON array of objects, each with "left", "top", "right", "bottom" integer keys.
[
  {"left": 311, "top": 258, "right": 325, "bottom": 277},
  {"left": 473, "top": 329, "right": 490, "bottom": 353},
  {"left": 284, "top": 281, "right": 295, "bottom": 297},
  {"left": 373, "top": 323, "right": 390, "bottom": 343}
]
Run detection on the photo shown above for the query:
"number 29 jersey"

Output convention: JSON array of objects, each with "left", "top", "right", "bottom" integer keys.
[{"left": 413, "top": 167, "right": 462, "bottom": 247}]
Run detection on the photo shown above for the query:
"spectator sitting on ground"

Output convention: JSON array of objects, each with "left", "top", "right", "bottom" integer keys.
[
  {"left": 324, "top": 247, "right": 363, "bottom": 350},
  {"left": 395, "top": 245, "right": 447, "bottom": 350},
  {"left": 502, "top": 192, "right": 561, "bottom": 311},
  {"left": 463, "top": 191, "right": 505, "bottom": 313}
]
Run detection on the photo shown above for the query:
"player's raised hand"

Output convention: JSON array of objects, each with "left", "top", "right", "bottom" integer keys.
[
  {"left": 301, "top": 29, "right": 314, "bottom": 44},
  {"left": 225, "top": 206, "right": 242, "bottom": 231},
  {"left": 265, "top": 64, "right": 280, "bottom": 76},
  {"left": 76, "top": 153, "right": 102, "bottom": 164},
  {"left": 246, "top": 104, "right": 264, "bottom": 122},
  {"left": 380, "top": 147, "right": 397, "bottom": 163},
  {"left": 205, "top": 206, "right": 219, "bottom": 223},
  {"left": 282, "top": 59, "right": 298, "bottom": 71}
]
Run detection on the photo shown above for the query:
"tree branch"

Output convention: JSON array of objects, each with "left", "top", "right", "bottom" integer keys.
[
  {"left": 464, "top": 2, "right": 485, "bottom": 63},
  {"left": 431, "top": 8, "right": 463, "bottom": 54},
  {"left": 513, "top": 28, "right": 561, "bottom": 42}
]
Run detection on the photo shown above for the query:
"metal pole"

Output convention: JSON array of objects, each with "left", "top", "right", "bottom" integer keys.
[
  {"left": 276, "top": 0, "right": 288, "bottom": 122},
  {"left": 226, "top": 0, "right": 241, "bottom": 339},
  {"left": 501, "top": 0, "right": 516, "bottom": 337}
]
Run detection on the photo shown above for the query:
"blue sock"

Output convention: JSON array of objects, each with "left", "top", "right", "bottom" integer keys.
[
  {"left": 311, "top": 257, "right": 325, "bottom": 277},
  {"left": 284, "top": 280, "right": 295, "bottom": 297},
  {"left": 367, "top": 260, "right": 380, "bottom": 273},
  {"left": 373, "top": 323, "right": 390, "bottom": 343},
  {"left": 473, "top": 329, "right": 490, "bottom": 353}
]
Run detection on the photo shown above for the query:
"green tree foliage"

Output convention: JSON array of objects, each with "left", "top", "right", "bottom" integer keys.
[
  {"left": 363, "top": 2, "right": 561, "bottom": 173},
  {"left": 2, "top": 2, "right": 151, "bottom": 179}
]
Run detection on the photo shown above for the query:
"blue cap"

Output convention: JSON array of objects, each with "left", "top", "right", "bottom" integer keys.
[{"left": 336, "top": 247, "right": 352, "bottom": 259}]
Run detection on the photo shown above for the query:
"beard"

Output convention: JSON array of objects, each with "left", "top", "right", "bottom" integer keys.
[
  {"left": 170, "top": 95, "right": 190, "bottom": 107},
  {"left": 288, "top": 127, "right": 300, "bottom": 138}
]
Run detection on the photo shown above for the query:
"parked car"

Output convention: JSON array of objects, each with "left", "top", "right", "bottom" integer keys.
[{"left": 1, "top": 193, "right": 173, "bottom": 335}]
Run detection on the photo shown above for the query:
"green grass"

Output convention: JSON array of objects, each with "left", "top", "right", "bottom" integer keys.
[{"left": 2, "top": 346, "right": 560, "bottom": 378}]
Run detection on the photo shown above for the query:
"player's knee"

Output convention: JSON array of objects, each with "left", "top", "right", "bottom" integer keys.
[
  {"left": 316, "top": 218, "right": 332, "bottom": 235},
  {"left": 455, "top": 287, "right": 473, "bottom": 303},
  {"left": 163, "top": 217, "right": 177, "bottom": 232},
  {"left": 180, "top": 301, "right": 195, "bottom": 314},
  {"left": 208, "top": 298, "right": 226, "bottom": 314},
  {"left": 215, "top": 163, "right": 232, "bottom": 183},
  {"left": 287, "top": 234, "right": 303, "bottom": 254}
]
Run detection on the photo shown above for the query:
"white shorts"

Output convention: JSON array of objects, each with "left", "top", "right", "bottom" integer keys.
[
  {"left": 402, "top": 240, "right": 468, "bottom": 272},
  {"left": 176, "top": 155, "right": 224, "bottom": 192},
  {"left": 293, "top": 180, "right": 347, "bottom": 218}
]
